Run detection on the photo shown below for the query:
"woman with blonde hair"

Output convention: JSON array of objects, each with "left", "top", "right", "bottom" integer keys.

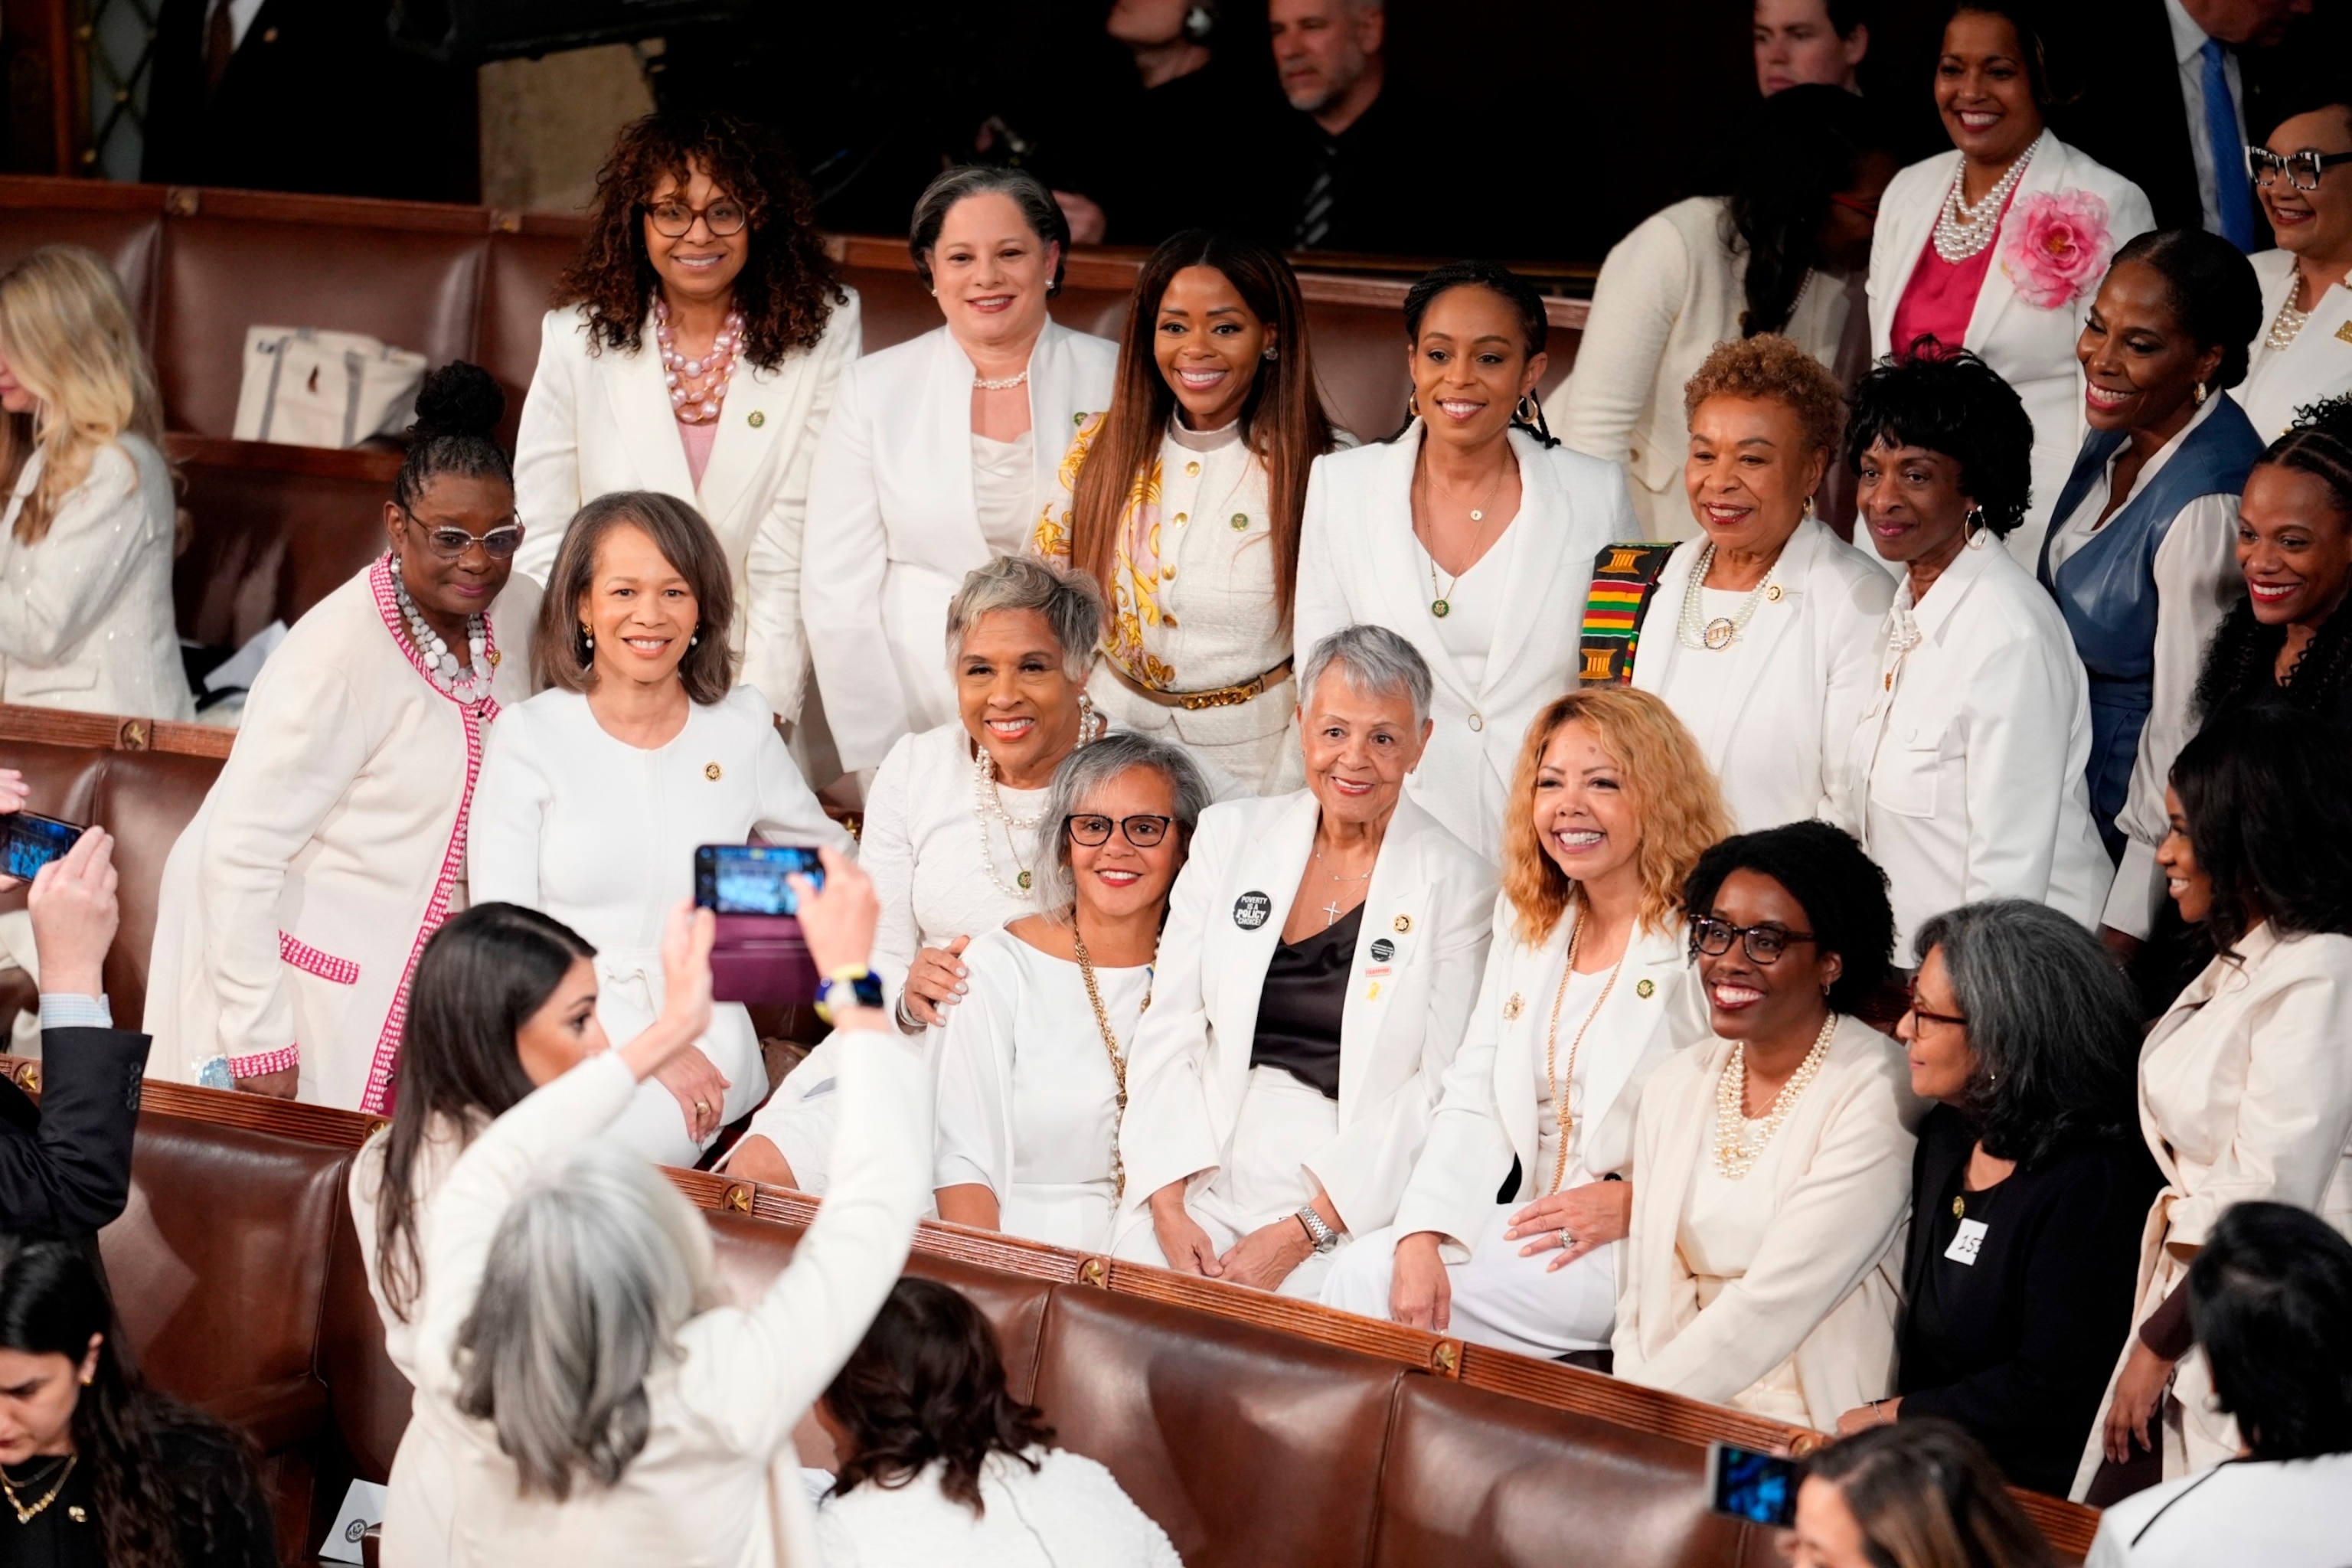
[
  {"left": 0, "top": 243, "right": 186, "bottom": 720},
  {"left": 1321, "top": 687, "right": 1730, "bottom": 1362}
]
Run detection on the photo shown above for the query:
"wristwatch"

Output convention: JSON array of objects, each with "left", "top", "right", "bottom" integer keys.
[
  {"left": 814, "top": 965, "right": 884, "bottom": 1024},
  {"left": 1293, "top": 1204, "right": 1340, "bottom": 1254}
]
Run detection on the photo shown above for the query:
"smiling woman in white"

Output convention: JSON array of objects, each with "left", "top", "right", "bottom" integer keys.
[
  {"left": 1322, "top": 688, "right": 1727, "bottom": 1361},
  {"left": 469, "top": 492, "right": 848, "bottom": 1168},
  {"left": 513, "top": 111, "right": 861, "bottom": 728},
  {"left": 1116, "top": 628, "right": 1494, "bottom": 1298},
  {"left": 802, "top": 166, "right": 1119, "bottom": 776},
  {"left": 1294, "top": 263, "right": 1635, "bottom": 860},
  {"left": 0, "top": 244, "right": 187, "bottom": 720},
  {"left": 2238, "top": 103, "right": 2352, "bottom": 445}
]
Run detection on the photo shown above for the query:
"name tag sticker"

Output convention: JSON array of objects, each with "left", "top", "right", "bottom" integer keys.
[
  {"left": 1944, "top": 1217, "right": 1990, "bottom": 1266},
  {"left": 1365, "top": 965, "right": 1392, "bottom": 978},
  {"left": 1233, "top": 891, "right": 1272, "bottom": 929}
]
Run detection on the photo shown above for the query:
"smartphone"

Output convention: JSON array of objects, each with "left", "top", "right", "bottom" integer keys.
[
  {"left": 694, "top": 844, "right": 825, "bottom": 917},
  {"left": 2, "top": 811, "right": 85, "bottom": 883},
  {"left": 1705, "top": 1441, "right": 1802, "bottom": 1529}
]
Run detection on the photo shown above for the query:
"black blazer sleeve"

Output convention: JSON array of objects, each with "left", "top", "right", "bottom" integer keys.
[{"left": 0, "top": 1027, "right": 152, "bottom": 1236}]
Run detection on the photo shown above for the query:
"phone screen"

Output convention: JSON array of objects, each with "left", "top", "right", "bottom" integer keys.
[
  {"left": 1707, "top": 1442, "right": 1801, "bottom": 1529},
  {"left": 695, "top": 844, "right": 825, "bottom": 916},
  {"left": 2, "top": 812, "right": 84, "bottom": 883}
]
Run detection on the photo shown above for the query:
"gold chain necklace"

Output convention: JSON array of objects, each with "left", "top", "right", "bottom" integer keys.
[
  {"left": 2, "top": 1452, "right": 74, "bottom": 1524},
  {"left": 1073, "top": 920, "right": 1151, "bottom": 1203},
  {"left": 1712, "top": 1014, "right": 1838, "bottom": 1180},
  {"left": 1413, "top": 458, "right": 1509, "bottom": 619},
  {"left": 1543, "top": 911, "right": 1628, "bottom": 1194}
]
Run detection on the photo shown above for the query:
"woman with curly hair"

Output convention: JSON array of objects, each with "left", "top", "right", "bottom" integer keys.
[{"left": 514, "top": 109, "right": 858, "bottom": 733}]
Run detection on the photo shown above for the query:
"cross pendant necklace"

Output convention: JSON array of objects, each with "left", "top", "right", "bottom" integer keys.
[{"left": 1321, "top": 898, "right": 1345, "bottom": 926}]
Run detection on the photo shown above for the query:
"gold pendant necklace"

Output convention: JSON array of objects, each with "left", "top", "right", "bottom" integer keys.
[
  {"left": 1073, "top": 917, "right": 1152, "bottom": 1203},
  {"left": 2, "top": 1452, "right": 75, "bottom": 1525},
  {"left": 1542, "top": 910, "right": 1628, "bottom": 1194}
]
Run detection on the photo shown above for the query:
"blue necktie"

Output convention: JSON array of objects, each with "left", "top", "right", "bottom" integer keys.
[{"left": 2200, "top": 38, "right": 2256, "bottom": 250}]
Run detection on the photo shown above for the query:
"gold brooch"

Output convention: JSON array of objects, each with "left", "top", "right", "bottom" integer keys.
[
  {"left": 1503, "top": 991, "right": 1524, "bottom": 1021},
  {"left": 747, "top": 410, "right": 766, "bottom": 427},
  {"left": 1635, "top": 978, "right": 1655, "bottom": 998},
  {"left": 1393, "top": 914, "right": 1412, "bottom": 934},
  {"left": 704, "top": 763, "right": 723, "bottom": 781}
]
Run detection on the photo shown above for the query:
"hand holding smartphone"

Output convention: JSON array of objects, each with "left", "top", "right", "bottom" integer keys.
[
  {"left": 694, "top": 844, "right": 825, "bottom": 916},
  {"left": 693, "top": 844, "right": 827, "bottom": 1005},
  {"left": 3, "top": 809, "right": 86, "bottom": 887}
]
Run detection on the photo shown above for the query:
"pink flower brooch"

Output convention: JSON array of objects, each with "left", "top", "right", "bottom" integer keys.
[{"left": 2000, "top": 190, "right": 2115, "bottom": 311}]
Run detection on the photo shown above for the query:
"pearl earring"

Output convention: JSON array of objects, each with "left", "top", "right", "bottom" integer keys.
[
  {"left": 1261, "top": 345, "right": 1278, "bottom": 361},
  {"left": 690, "top": 632, "right": 700, "bottom": 647}
]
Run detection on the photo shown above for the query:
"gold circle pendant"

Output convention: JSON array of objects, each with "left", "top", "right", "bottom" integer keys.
[
  {"left": 1432, "top": 599, "right": 1451, "bottom": 619},
  {"left": 1017, "top": 870, "right": 1032, "bottom": 890},
  {"left": 1702, "top": 618, "right": 1736, "bottom": 651}
]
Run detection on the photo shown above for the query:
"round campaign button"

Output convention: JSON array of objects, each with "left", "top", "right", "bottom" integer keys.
[
  {"left": 1369, "top": 937, "right": 1396, "bottom": 962},
  {"left": 1233, "top": 891, "right": 1272, "bottom": 929}
]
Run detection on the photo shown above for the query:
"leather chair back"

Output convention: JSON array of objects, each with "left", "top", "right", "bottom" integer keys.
[
  {"left": 0, "top": 210, "right": 165, "bottom": 342},
  {"left": 175, "top": 452, "right": 391, "bottom": 648},
  {"left": 88, "top": 749, "right": 226, "bottom": 1034}
]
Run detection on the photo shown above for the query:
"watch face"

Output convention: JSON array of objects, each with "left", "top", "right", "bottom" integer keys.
[{"left": 848, "top": 971, "right": 884, "bottom": 1009}]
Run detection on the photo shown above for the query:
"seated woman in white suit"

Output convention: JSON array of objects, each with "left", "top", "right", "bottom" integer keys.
[
  {"left": 1614, "top": 821, "right": 1922, "bottom": 1433},
  {"left": 1548, "top": 85, "right": 1892, "bottom": 540},
  {"left": 1839, "top": 351, "right": 2109, "bottom": 962},
  {"left": 1865, "top": 3, "right": 2152, "bottom": 563},
  {"left": 1294, "top": 262, "right": 1637, "bottom": 860},
  {"left": 147, "top": 367, "right": 541, "bottom": 1109},
  {"left": 1322, "top": 687, "right": 1729, "bottom": 1362},
  {"left": 469, "top": 492, "right": 850, "bottom": 1168},
  {"left": 802, "top": 165, "right": 1119, "bottom": 779},
  {"left": 513, "top": 111, "right": 861, "bottom": 739},
  {"left": 0, "top": 244, "right": 188, "bottom": 722},
  {"left": 399, "top": 856, "right": 932, "bottom": 1568},
  {"left": 2240, "top": 103, "right": 2352, "bottom": 445},
  {"left": 1629, "top": 335, "right": 1892, "bottom": 833},
  {"left": 1116, "top": 626, "right": 1494, "bottom": 1298}
]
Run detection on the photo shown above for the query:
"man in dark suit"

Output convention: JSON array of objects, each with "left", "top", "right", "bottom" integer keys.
[{"left": 0, "top": 816, "right": 149, "bottom": 1240}]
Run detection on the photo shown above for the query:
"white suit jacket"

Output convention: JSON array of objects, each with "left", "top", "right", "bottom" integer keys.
[
  {"left": 0, "top": 436, "right": 191, "bottom": 720},
  {"left": 511, "top": 296, "right": 862, "bottom": 722},
  {"left": 1116, "top": 789, "right": 1494, "bottom": 1243},
  {"left": 2240, "top": 249, "right": 2352, "bottom": 445},
  {"left": 1632, "top": 516, "right": 1893, "bottom": 834},
  {"left": 1391, "top": 902, "right": 1707, "bottom": 1260},
  {"left": 801, "top": 321, "right": 1119, "bottom": 772},
  {"left": 1868, "top": 136, "right": 2155, "bottom": 562},
  {"left": 1292, "top": 425, "right": 1637, "bottom": 859}
]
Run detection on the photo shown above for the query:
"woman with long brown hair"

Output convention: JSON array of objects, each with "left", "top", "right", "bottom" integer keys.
[{"left": 1034, "top": 229, "right": 1337, "bottom": 792}]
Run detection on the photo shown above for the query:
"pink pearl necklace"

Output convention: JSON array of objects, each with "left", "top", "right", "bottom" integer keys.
[{"left": 654, "top": 298, "right": 745, "bottom": 425}]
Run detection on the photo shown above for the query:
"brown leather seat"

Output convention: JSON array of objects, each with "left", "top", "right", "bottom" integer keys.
[{"left": 90, "top": 749, "right": 228, "bottom": 1026}]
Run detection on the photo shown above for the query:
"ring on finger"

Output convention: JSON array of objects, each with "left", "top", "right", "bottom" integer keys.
[
  {"left": 694, "top": 1099, "right": 712, "bottom": 1116},
  {"left": 1557, "top": 1228, "right": 1575, "bottom": 1251}
]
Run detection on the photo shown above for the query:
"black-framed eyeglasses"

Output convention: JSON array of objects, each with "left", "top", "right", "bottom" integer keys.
[
  {"left": 1066, "top": 813, "right": 1174, "bottom": 849},
  {"left": 1904, "top": 983, "right": 1968, "bottom": 1031},
  {"left": 645, "top": 198, "right": 748, "bottom": 238},
  {"left": 400, "top": 508, "right": 524, "bottom": 562},
  {"left": 2247, "top": 145, "right": 2352, "bottom": 192},
  {"left": 1690, "top": 915, "right": 1818, "bottom": 965}
]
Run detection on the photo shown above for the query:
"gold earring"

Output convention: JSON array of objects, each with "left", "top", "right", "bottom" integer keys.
[
  {"left": 1407, "top": 390, "right": 1420, "bottom": 420},
  {"left": 1514, "top": 393, "right": 1540, "bottom": 425},
  {"left": 2194, "top": 381, "right": 2208, "bottom": 405}
]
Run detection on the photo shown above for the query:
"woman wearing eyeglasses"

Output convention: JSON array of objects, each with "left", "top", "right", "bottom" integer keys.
[
  {"left": 514, "top": 109, "right": 860, "bottom": 750},
  {"left": 931, "top": 733, "right": 1210, "bottom": 1250},
  {"left": 1614, "top": 820, "right": 1921, "bottom": 1433},
  {"left": 2240, "top": 103, "right": 2352, "bottom": 445},
  {"left": 148, "top": 363, "right": 544, "bottom": 1109}
]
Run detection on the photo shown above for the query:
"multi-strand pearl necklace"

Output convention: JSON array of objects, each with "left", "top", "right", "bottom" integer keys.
[
  {"left": 971, "top": 697, "right": 1105, "bottom": 899},
  {"left": 1713, "top": 1015, "right": 1838, "bottom": 1179},
  {"left": 1933, "top": 139, "right": 2037, "bottom": 264},
  {"left": 392, "top": 573, "right": 492, "bottom": 704},
  {"left": 654, "top": 299, "right": 745, "bottom": 425},
  {"left": 1677, "top": 542, "right": 1779, "bottom": 652}
]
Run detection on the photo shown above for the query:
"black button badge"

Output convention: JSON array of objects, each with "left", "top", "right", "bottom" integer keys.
[{"left": 1233, "top": 891, "right": 1272, "bottom": 929}]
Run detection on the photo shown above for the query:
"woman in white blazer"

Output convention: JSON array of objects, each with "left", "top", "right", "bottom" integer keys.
[
  {"left": 470, "top": 493, "right": 850, "bottom": 1168},
  {"left": 1322, "top": 688, "right": 1727, "bottom": 1361},
  {"left": 1295, "top": 262, "right": 1636, "bottom": 860},
  {"left": 1629, "top": 335, "right": 1892, "bottom": 834},
  {"left": 2079, "top": 712, "right": 2352, "bottom": 1503},
  {"left": 1866, "top": 5, "right": 2153, "bottom": 563},
  {"left": 802, "top": 166, "right": 1119, "bottom": 776},
  {"left": 1116, "top": 627, "right": 1494, "bottom": 1299},
  {"left": 0, "top": 244, "right": 187, "bottom": 720},
  {"left": 1839, "top": 351, "right": 2110, "bottom": 962},
  {"left": 1550, "top": 86, "right": 1890, "bottom": 540},
  {"left": 513, "top": 113, "right": 860, "bottom": 732},
  {"left": 147, "top": 368, "right": 541, "bottom": 1110},
  {"left": 2239, "top": 103, "right": 2352, "bottom": 443},
  {"left": 400, "top": 858, "right": 929, "bottom": 1568},
  {"left": 1614, "top": 821, "right": 1922, "bottom": 1434}
]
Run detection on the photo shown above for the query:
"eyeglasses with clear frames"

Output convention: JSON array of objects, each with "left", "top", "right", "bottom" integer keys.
[
  {"left": 645, "top": 198, "right": 748, "bottom": 238},
  {"left": 400, "top": 508, "right": 524, "bottom": 562},
  {"left": 1065, "top": 814, "right": 1174, "bottom": 849},
  {"left": 2246, "top": 145, "right": 2352, "bottom": 192},
  {"left": 1689, "top": 915, "right": 1818, "bottom": 965}
]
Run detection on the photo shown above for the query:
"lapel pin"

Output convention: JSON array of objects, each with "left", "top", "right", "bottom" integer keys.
[
  {"left": 747, "top": 410, "right": 766, "bottom": 427},
  {"left": 1393, "top": 914, "right": 1413, "bottom": 934},
  {"left": 704, "top": 762, "right": 723, "bottom": 781},
  {"left": 1764, "top": 583, "right": 1785, "bottom": 602},
  {"left": 1503, "top": 991, "right": 1524, "bottom": 1021},
  {"left": 1366, "top": 982, "right": 1381, "bottom": 1001},
  {"left": 1635, "top": 978, "right": 1655, "bottom": 998}
]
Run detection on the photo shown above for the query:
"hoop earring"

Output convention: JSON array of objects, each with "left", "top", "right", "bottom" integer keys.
[
  {"left": 1803, "top": 495, "right": 1818, "bottom": 521},
  {"left": 2194, "top": 381, "right": 2208, "bottom": 405},
  {"left": 1964, "top": 505, "right": 1989, "bottom": 548},
  {"left": 1514, "top": 393, "right": 1540, "bottom": 426},
  {"left": 1406, "top": 390, "right": 1421, "bottom": 420}
]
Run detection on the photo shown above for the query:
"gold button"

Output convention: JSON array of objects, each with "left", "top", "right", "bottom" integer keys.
[
  {"left": 1393, "top": 915, "right": 1413, "bottom": 934},
  {"left": 1230, "top": 513, "right": 1250, "bottom": 530},
  {"left": 1174, "top": 511, "right": 1188, "bottom": 524},
  {"left": 1163, "top": 614, "right": 1178, "bottom": 628},
  {"left": 1764, "top": 583, "right": 1785, "bottom": 603},
  {"left": 1161, "top": 565, "right": 1175, "bottom": 580},
  {"left": 704, "top": 763, "right": 723, "bottom": 780},
  {"left": 747, "top": 410, "right": 766, "bottom": 427},
  {"left": 1185, "top": 461, "right": 1201, "bottom": 476}
]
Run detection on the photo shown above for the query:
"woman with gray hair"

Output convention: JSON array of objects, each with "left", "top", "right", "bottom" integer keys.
[
  {"left": 1115, "top": 624, "right": 1495, "bottom": 1297},
  {"left": 801, "top": 165, "right": 1119, "bottom": 779},
  {"left": 1831, "top": 899, "right": 2160, "bottom": 1499},
  {"left": 931, "top": 732, "right": 1211, "bottom": 1249}
]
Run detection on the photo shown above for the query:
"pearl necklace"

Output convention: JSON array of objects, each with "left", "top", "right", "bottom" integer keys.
[
  {"left": 973, "top": 368, "right": 1030, "bottom": 391},
  {"left": 1933, "top": 139, "right": 2037, "bottom": 265},
  {"left": 1712, "top": 1014, "right": 1838, "bottom": 1180},
  {"left": 971, "top": 696, "right": 1103, "bottom": 899},
  {"left": 654, "top": 299, "right": 745, "bottom": 425},
  {"left": 392, "top": 573, "right": 492, "bottom": 704},
  {"left": 1677, "top": 542, "right": 1779, "bottom": 652}
]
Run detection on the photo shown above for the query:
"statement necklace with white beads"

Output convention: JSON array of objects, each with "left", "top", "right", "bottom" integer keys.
[
  {"left": 1712, "top": 1015, "right": 1838, "bottom": 1180},
  {"left": 1677, "top": 542, "right": 1780, "bottom": 652},
  {"left": 392, "top": 573, "right": 492, "bottom": 704},
  {"left": 1933, "top": 139, "right": 2037, "bottom": 265}
]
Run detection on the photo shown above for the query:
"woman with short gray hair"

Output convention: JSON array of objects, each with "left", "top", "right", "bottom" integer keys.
[
  {"left": 1115, "top": 624, "right": 1497, "bottom": 1298},
  {"left": 932, "top": 733, "right": 1210, "bottom": 1249},
  {"left": 802, "top": 164, "right": 1118, "bottom": 777},
  {"left": 1829, "top": 899, "right": 2160, "bottom": 1500}
]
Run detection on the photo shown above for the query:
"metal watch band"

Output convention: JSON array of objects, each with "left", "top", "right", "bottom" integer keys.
[{"left": 1294, "top": 1204, "right": 1338, "bottom": 1253}]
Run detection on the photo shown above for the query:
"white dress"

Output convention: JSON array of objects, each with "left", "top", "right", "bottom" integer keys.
[
  {"left": 466, "top": 684, "right": 852, "bottom": 1167},
  {"left": 813, "top": 1449, "right": 1182, "bottom": 1568},
  {"left": 933, "top": 926, "right": 1149, "bottom": 1252},
  {"left": 0, "top": 436, "right": 191, "bottom": 719}
]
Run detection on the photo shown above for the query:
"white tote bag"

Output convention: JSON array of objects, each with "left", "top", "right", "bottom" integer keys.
[{"left": 232, "top": 327, "right": 428, "bottom": 449}]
